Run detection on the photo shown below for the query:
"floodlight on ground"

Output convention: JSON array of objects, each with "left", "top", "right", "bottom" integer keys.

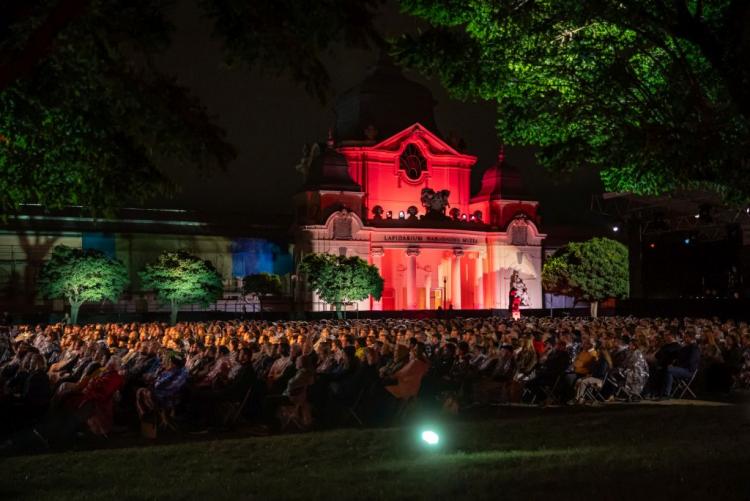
[
  {"left": 612, "top": 225, "right": 620, "bottom": 233},
  {"left": 421, "top": 430, "right": 440, "bottom": 446}
]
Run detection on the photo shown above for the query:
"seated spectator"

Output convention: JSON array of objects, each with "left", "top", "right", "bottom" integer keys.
[
  {"left": 472, "top": 344, "right": 516, "bottom": 405},
  {"left": 136, "top": 352, "right": 189, "bottom": 430},
  {"left": 525, "top": 339, "right": 571, "bottom": 403},
  {"left": 646, "top": 332, "right": 681, "bottom": 396},
  {"left": 51, "top": 355, "right": 125, "bottom": 440},
  {"left": 562, "top": 339, "right": 599, "bottom": 400},
  {"left": 661, "top": 331, "right": 700, "bottom": 398},
  {"left": 572, "top": 341, "right": 611, "bottom": 404},
  {"left": 385, "top": 343, "right": 430, "bottom": 401},
  {"left": 514, "top": 337, "right": 538, "bottom": 382}
]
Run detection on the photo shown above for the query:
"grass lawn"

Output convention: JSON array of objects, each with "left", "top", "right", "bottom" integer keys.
[{"left": 1, "top": 404, "right": 748, "bottom": 500}]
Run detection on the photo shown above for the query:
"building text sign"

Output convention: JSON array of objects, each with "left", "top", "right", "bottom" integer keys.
[{"left": 382, "top": 234, "right": 479, "bottom": 245}]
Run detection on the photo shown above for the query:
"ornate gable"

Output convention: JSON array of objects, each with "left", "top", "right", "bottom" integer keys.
[{"left": 370, "top": 123, "right": 476, "bottom": 163}]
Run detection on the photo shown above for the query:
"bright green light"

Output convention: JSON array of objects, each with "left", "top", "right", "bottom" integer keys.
[{"left": 421, "top": 430, "right": 439, "bottom": 445}]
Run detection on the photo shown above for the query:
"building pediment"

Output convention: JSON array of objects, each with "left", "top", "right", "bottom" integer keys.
[{"left": 368, "top": 123, "right": 476, "bottom": 164}]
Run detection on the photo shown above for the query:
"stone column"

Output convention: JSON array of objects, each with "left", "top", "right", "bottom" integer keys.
[
  {"left": 370, "top": 247, "right": 384, "bottom": 310},
  {"left": 406, "top": 246, "right": 420, "bottom": 310},
  {"left": 423, "top": 266, "right": 432, "bottom": 309},
  {"left": 475, "top": 252, "right": 485, "bottom": 309},
  {"left": 452, "top": 247, "right": 464, "bottom": 309},
  {"left": 491, "top": 243, "right": 502, "bottom": 309}
]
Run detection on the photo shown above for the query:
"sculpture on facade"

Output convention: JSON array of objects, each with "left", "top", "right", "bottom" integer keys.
[
  {"left": 420, "top": 188, "right": 451, "bottom": 220},
  {"left": 510, "top": 270, "right": 530, "bottom": 306},
  {"left": 294, "top": 142, "right": 319, "bottom": 178}
]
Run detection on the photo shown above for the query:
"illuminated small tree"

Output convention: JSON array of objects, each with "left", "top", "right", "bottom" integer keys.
[
  {"left": 139, "top": 251, "right": 224, "bottom": 324},
  {"left": 300, "top": 253, "right": 383, "bottom": 318},
  {"left": 242, "top": 272, "right": 283, "bottom": 313},
  {"left": 542, "top": 237, "right": 629, "bottom": 317},
  {"left": 38, "top": 245, "right": 129, "bottom": 324}
]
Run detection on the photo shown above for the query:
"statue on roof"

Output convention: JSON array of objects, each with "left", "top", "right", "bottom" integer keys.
[{"left": 420, "top": 188, "right": 451, "bottom": 219}]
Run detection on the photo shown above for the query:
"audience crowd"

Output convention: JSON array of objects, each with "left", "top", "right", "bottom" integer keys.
[{"left": 1, "top": 315, "right": 748, "bottom": 451}]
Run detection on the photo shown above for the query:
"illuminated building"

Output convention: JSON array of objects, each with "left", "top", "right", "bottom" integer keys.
[{"left": 293, "top": 59, "right": 544, "bottom": 311}]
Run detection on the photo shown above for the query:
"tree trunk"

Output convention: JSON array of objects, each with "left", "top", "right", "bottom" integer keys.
[
  {"left": 590, "top": 301, "right": 599, "bottom": 318},
  {"left": 335, "top": 301, "right": 343, "bottom": 319},
  {"left": 170, "top": 300, "right": 179, "bottom": 325},
  {"left": 70, "top": 301, "right": 82, "bottom": 325}
]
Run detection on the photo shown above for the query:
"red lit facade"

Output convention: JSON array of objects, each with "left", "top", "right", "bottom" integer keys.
[{"left": 293, "top": 122, "right": 545, "bottom": 312}]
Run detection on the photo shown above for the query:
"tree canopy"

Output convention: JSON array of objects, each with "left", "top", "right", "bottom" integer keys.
[
  {"left": 0, "top": 0, "right": 381, "bottom": 213},
  {"left": 38, "top": 244, "right": 128, "bottom": 324},
  {"left": 300, "top": 253, "right": 383, "bottom": 317},
  {"left": 395, "top": 0, "right": 750, "bottom": 202},
  {"left": 139, "top": 250, "right": 223, "bottom": 324},
  {"left": 542, "top": 237, "right": 629, "bottom": 316}
]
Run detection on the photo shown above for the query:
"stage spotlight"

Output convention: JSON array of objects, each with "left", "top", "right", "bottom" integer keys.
[
  {"left": 386, "top": 210, "right": 393, "bottom": 219},
  {"left": 398, "top": 210, "right": 405, "bottom": 220},
  {"left": 612, "top": 225, "right": 620, "bottom": 233},
  {"left": 421, "top": 430, "right": 440, "bottom": 446},
  {"left": 684, "top": 237, "right": 691, "bottom": 245}
]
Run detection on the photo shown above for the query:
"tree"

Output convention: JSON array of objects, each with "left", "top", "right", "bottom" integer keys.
[
  {"left": 542, "top": 237, "right": 629, "bottom": 317},
  {"left": 139, "top": 250, "right": 223, "bottom": 324},
  {"left": 300, "top": 253, "right": 383, "bottom": 318},
  {"left": 0, "top": 0, "right": 382, "bottom": 213},
  {"left": 38, "top": 244, "right": 128, "bottom": 324},
  {"left": 242, "top": 272, "right": 282, "bottom": 314},
  {"left": 395, "top": 1, "right": 750, "bottom": 202}
]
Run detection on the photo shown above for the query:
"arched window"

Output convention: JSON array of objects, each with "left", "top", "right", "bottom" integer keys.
[{"left": 399, "top": 143, "right": 427, "bottom": 181}]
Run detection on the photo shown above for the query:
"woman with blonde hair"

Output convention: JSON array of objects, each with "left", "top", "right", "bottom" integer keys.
[{"left": 514, "top": 336, "right": 538, "bottom": 381}]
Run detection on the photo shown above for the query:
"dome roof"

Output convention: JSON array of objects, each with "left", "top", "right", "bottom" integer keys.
[
  {"left": 334, "top": 55, "right": 439, "bottom": 144},
  {"left": 473, "top": 146, "right": 527, "bottom": 201},
  {"left": 303, "top": 134, "right": 361, "bottom": 192}
]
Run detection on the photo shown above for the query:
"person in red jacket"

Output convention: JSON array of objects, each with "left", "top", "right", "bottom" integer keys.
[{"left": 64, "top": 355, "right": 124, "bottom": 436}]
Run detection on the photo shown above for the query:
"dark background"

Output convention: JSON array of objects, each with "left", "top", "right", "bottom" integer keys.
[{"left": 154, "top": 1, "right": 605, "bottom": 232}]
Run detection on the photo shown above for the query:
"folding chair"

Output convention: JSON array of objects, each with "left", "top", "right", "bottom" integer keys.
[
  {"left": 343, "top": 384, "right": 368, "bottom": 426},
  {"left": 540, "top": 375, "right": 562, "bottom": 405},
  {"left": 279, "top": 385, "right": 312, "bottom": 432},
  {"left": 581, "top": 372, "right": 608, "bottom": 404},
  {"left": 229, "top": 384, "right": 253, "bottom": 425},
  {"left": 602, "top": 371, "right": 642, "bottom": 402},
  {"left": 522, "top": 375, "right": 561, "bottom": 405},
  {"left": 671, "top": 370, "right": 698, "bottom": 399}
]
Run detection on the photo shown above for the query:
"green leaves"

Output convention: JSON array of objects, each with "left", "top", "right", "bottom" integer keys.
[
  {"left": 0, "top": 0, "right": 235, "bottom": 214},
  {"left": 300, "top": 253, "right": 383, "bottom": 306},
  {"left": 38, "top": 244, "right": 129, "bottom": 309},
  {"left": 199, "top": 0, "right": 383, "bottom": 103},
  {"left": 542, "top": 237, "right": 629, "bottom": 302},
  {"left": 1, "top": 0, "right": 382, "bottom": 214},
  {"left": 139, "top": 250, "right": 224, "bottom": 308},
  {"left": 395, "top": 0, "right": 750, "bottom": 201}
]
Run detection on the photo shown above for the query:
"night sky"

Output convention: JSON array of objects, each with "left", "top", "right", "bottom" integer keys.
[{"left": 154, "top": 1, "right": 604, "bottom": 231}]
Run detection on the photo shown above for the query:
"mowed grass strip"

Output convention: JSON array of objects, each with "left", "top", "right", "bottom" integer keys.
[{"left": 1, "top": 405, "right": 748, "bottom": 500}]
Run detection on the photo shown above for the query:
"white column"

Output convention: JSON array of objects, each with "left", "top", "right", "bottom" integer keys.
[
  {"left": 491, "top": 243, "right": 502, "bottom": 309},
  {"left": 475, "top": 252, "right": 485, "bottom": 309},
  {"left": 424, "top": 267, "right": 432, "bottom": 309},
  {"left": 452, "top": 248, "right": 463, "bottom": 309},
  {"left": 406, "top": 246, "right": 420, "bottom": 310},
  {"left": 371, "top": 247, "right": 384, "bottom": 310}
]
